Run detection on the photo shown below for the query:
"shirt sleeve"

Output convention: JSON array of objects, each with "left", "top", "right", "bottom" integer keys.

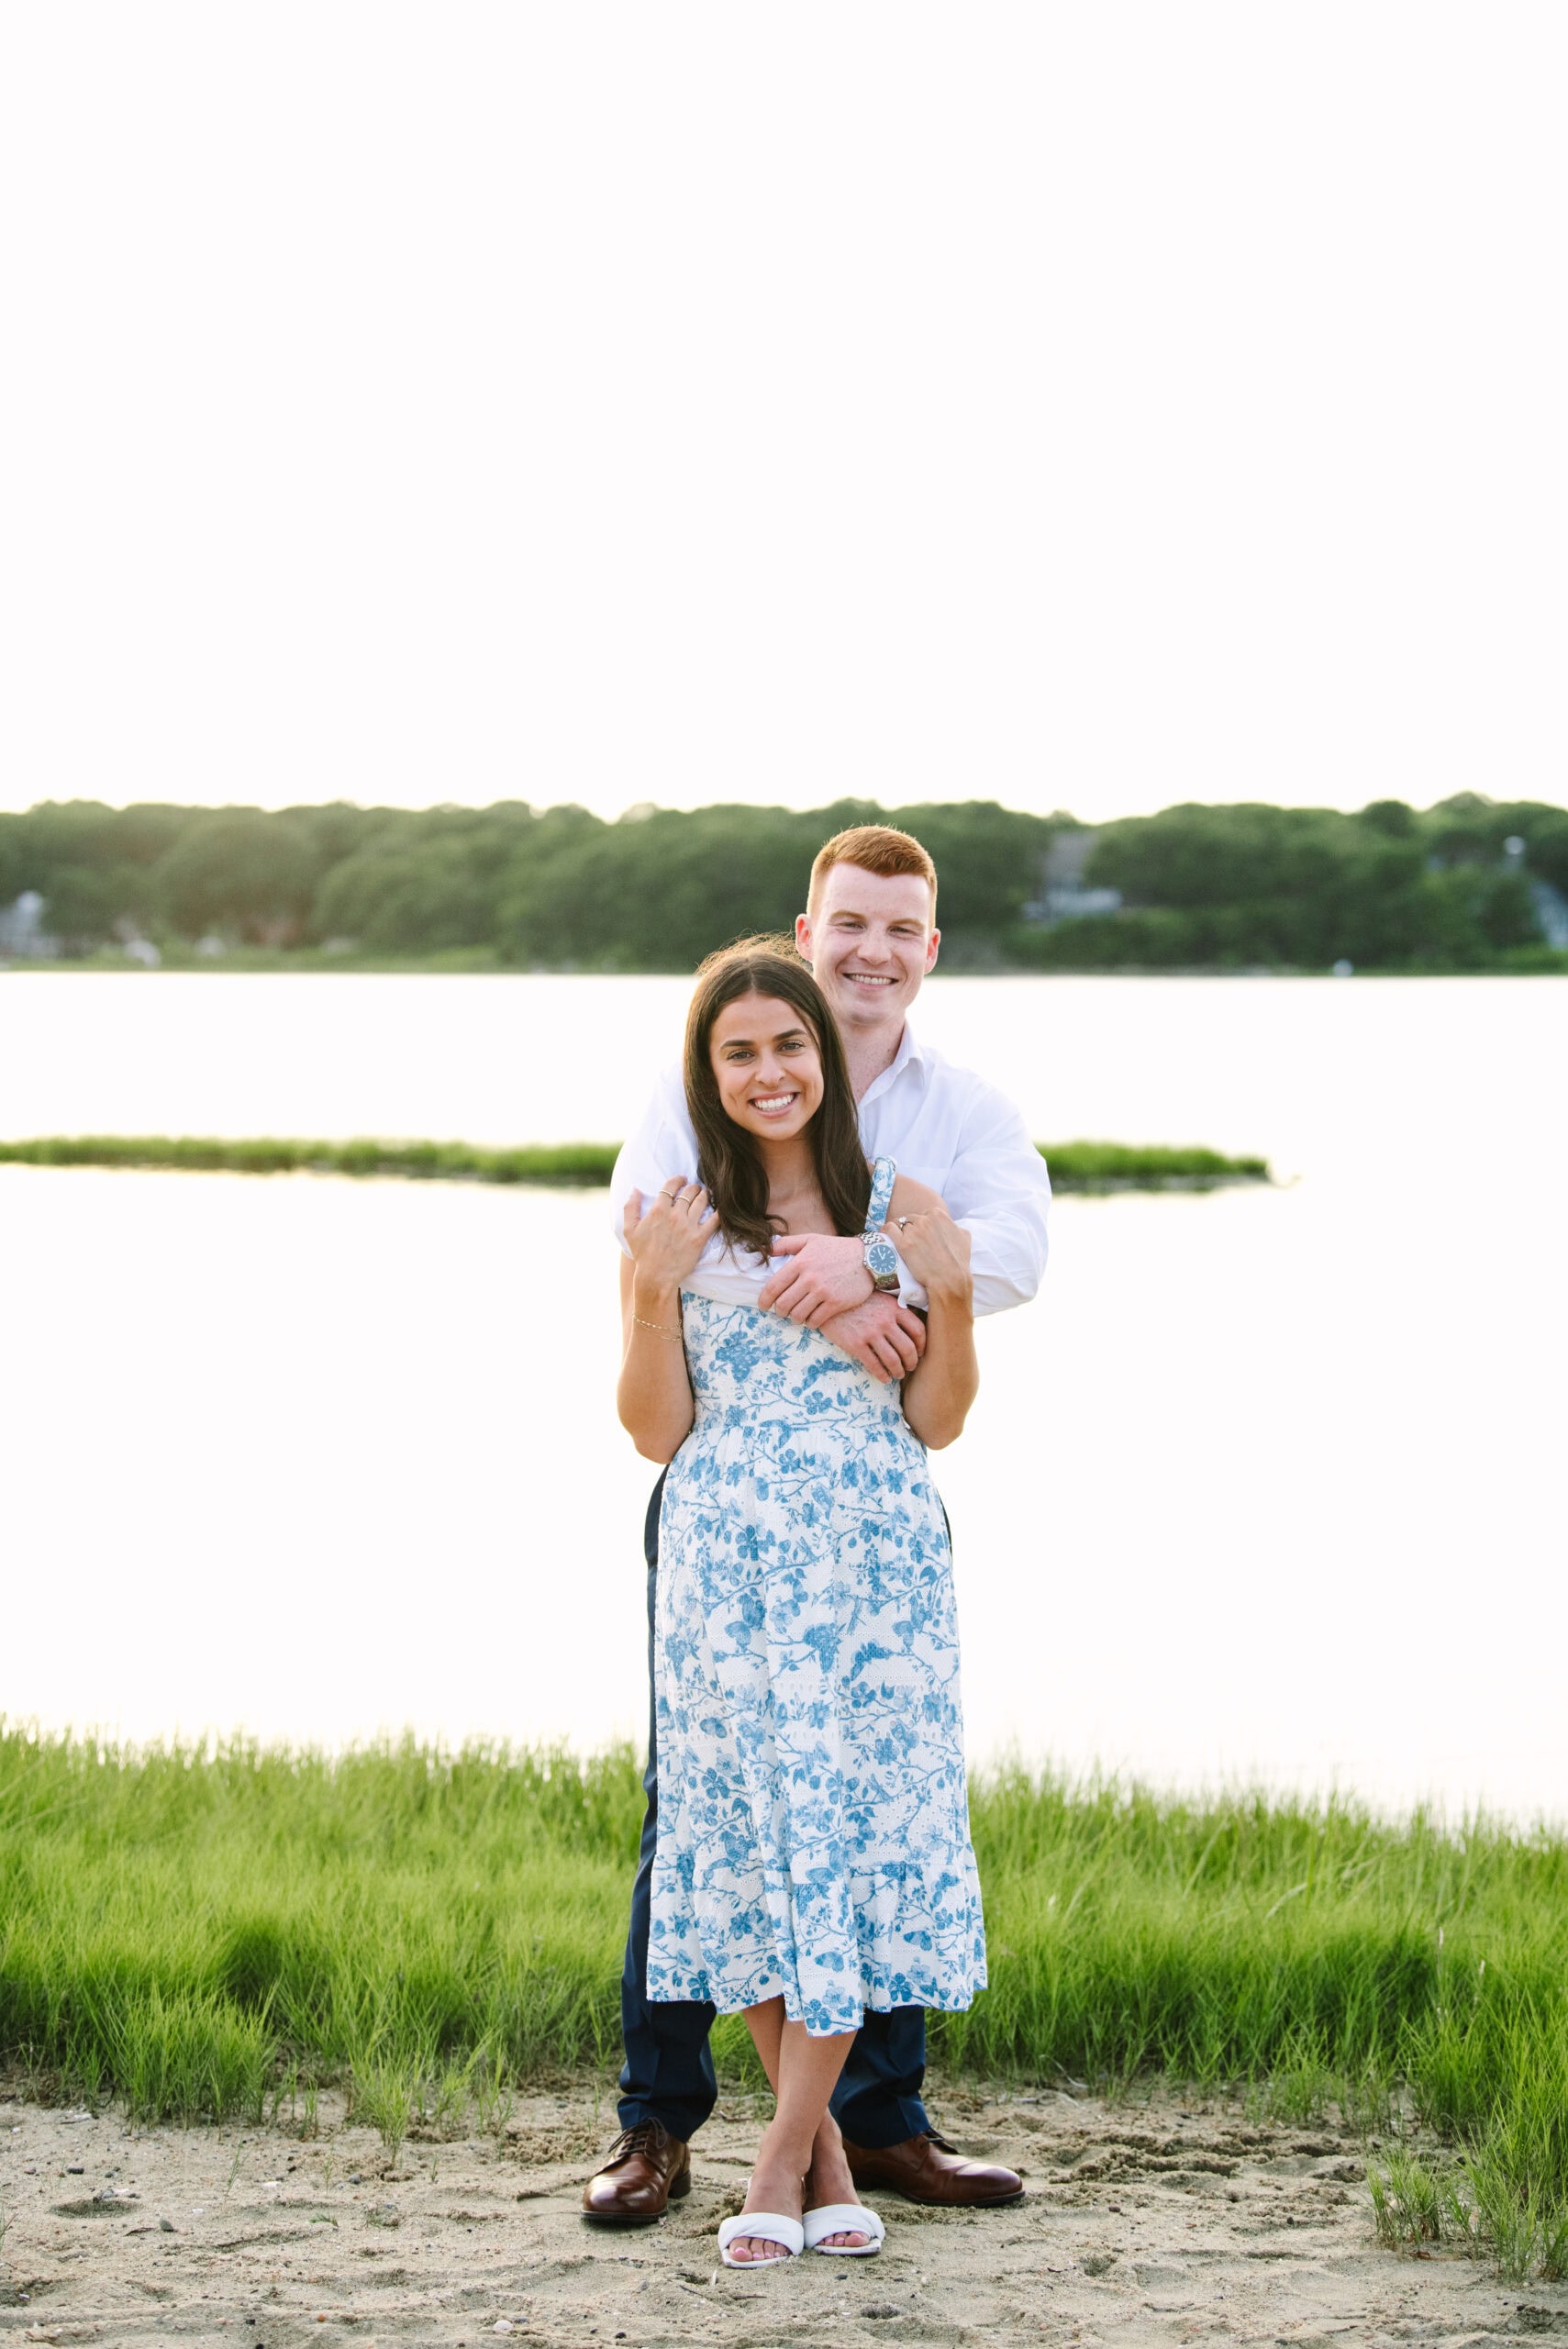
[
  {"left": 608, "top": 1067, "right": 700, "bottom": 1253},
  {"left": 940, "top": 1082, "right": 1052, "bottom": 1319},
  {"left": 609, "top": 1067, "right": 774, "bottom": 1308}
]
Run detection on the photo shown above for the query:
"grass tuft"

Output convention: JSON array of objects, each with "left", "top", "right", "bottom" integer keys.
[
  {"left": 349, "top": 2049, "right": 418, "bottom": 2167},
  {"left": 1368, "top": 2148, "right": 1465, "bottom": 2251}
]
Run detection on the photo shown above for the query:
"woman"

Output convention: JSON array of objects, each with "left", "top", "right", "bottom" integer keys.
[{"left": 617, "top": 944, "right": 985, "bottom": 2268}]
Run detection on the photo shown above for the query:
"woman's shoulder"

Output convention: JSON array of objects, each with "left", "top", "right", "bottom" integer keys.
[{"left": 885, "top": 1169, "right": 945, "bottom": 1219}]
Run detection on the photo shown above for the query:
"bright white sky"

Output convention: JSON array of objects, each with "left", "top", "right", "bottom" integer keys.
[{"left": 2, "top": 4, "right": 1564, "bottom": 826}]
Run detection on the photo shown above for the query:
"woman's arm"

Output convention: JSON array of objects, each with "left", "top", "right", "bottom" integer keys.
[
  {"left": 617, "top": 1182, "right": 717, "bottom": 1464},
  {"left": 884, "top": 1174, "right": 978, "bottom": 1450}
]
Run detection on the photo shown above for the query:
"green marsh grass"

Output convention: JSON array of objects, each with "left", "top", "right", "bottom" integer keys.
[
  {"left": 0, "top": 1135, "right": 621, "bottom": 1186},
  {"left": 2, "top": 1731, "right": 1562, "bottom": 2271},
  {"left": 0, "top": 1136, "right": 1270, "bottom": 1191},
  {"left": 1043, "top": 1141, "right": 1270, "bottom": 1188}
]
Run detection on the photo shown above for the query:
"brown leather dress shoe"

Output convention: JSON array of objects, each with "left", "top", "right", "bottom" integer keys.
[
  {"left": 842, "top": 2127, "right": 1023, "bottom": 2207},
  {"left": 582, "top": 2118, "right": 693, "bottom": 2224}
]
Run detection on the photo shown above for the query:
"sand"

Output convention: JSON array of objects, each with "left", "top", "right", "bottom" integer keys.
[{"left": 3, "top": 2077, "right": 1562, "bottom": 2346}]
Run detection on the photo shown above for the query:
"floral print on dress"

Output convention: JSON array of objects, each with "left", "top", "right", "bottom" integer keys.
[{"left": 648, "top": 1157, "right": 987, "bottom": 2037}]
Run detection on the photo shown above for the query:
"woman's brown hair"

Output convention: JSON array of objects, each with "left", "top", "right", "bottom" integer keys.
[{"left": 683, "top": 941, "right": 871, "bottom": 1264}]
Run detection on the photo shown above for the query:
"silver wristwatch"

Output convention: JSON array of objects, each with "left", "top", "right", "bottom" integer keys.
[{"left": 862, "top": 1230, "right": 901, "bottom": 1295}]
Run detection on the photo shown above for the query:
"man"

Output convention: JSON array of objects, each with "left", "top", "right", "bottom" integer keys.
[{"left": 584, "top": 823, "right": 1051, "bottom": 2225}]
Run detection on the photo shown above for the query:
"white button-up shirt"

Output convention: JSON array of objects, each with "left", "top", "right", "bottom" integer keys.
[{"left": 609, "top": 1019, "right": 1051, "bottom": 1319}]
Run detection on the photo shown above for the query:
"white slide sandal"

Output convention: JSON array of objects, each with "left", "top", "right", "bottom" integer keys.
[
  {"left": 803, "top": 2202, "right": 884, "bottom": 2255},
  {"left": 717, "top": 2211, "right": 806, "bottom": 2267}
]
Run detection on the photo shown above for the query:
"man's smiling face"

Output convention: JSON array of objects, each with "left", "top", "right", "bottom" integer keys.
[{"left": 795, "top": 863, "right": 940, "bottom": 1033}]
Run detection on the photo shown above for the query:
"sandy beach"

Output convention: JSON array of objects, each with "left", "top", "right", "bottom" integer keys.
[{"left": 4, "top": 2077, "right": 1559, "bottom": 2347}]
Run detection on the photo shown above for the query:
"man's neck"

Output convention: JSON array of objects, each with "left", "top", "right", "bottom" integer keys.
[{"left": 842, "top": 1017, "right": 906, "bottom": 1104}]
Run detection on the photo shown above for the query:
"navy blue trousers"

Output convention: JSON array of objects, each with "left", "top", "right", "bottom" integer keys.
[{"left": 617, "top": 1471, "right": 930, "bottom": 2149}]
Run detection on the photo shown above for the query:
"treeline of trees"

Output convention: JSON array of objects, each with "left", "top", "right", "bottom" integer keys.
[
  {"left": 1045, "top": 796, "right": 1568, "bottom": 973},
  {"left": 2, "top": 792, "right": 1565, "bottom": 972},
  {"left": 0, "top": 799, "right": 1066, "bottom": 968}
]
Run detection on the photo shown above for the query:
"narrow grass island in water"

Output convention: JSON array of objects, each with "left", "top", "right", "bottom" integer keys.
[{"left": 0, "top": 1135, "right": 1272, "bottom": 1191}]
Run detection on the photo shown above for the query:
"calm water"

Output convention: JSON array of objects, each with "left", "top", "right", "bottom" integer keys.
[{"left": 3, "top": 973, "right": 1564, "bottom": 1817}]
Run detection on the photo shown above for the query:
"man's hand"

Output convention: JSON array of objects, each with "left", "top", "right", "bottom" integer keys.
[
  {"left": 817, "top": 1294, "right": 928, "bottom": 1384},
  {"left": 759, "top": 1231, "right": 874, "bottom": 1326}
]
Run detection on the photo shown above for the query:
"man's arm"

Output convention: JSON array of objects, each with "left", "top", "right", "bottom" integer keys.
[
  {"left": 763, "top": 1092, "right": 1051, "bottom": 1326},
  {"left": 608, "top": 1066, "right": 695, "bottom": 1253},
  {"left": 940, "top": 1093, "right": 1051, "bottom": 1319},
  {"left": 778, "top": 1085, "right": 1051, "bottom": 1323},
  {"left": 758, "top": 1230, "right": 873, "bottom": 1323}
]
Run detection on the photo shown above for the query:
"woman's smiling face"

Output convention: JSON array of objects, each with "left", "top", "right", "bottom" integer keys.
[{"left": 708, "top": 992, "right": 825, "bottom": 1141}]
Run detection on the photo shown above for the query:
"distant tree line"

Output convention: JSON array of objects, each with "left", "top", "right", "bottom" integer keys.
[
  {"left": 2, "top": 792, "right": 1565, "bottom": 973},
  {"left": 1048, "top": 796, "right": 1568, "bottom": 973}
]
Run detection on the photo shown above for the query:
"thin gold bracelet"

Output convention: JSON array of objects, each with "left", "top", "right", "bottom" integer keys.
[{"left": 634, "top": 1314, "right": 683, "bottom": 1341}]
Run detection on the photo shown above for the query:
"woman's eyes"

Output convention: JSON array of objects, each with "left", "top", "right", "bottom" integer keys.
[{"left": 725, "top": 1038, "right": 809, "bottom": 1060}]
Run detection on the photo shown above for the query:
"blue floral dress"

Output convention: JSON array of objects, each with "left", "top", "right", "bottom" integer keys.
[{"left": 647, "top": 1158, "right": 987, "bottom": 2037}]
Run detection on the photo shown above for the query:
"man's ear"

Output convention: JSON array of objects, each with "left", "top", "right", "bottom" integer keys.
[
  {"left": 925, "top": 926, "right": 940, "bottom": 972},
  {"left": 795, "top": 909, "right": 814, "bottom": 964}
]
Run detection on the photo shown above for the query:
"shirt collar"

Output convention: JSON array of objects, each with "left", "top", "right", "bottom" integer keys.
[{"left": 860, "top": 1018, "right": 926, "bottom": 1110}]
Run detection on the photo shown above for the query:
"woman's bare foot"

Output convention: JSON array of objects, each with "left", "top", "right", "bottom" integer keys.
[
  {"left": 803, "top": 2112, "right": 871, "bottom": 2250},
  {"left": 728, "top": 2121, "right": 805, "bottom": 2265}
]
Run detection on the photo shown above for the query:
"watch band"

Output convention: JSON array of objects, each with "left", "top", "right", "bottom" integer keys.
[{"left": 863, "top": 1230, "right": 901, "bottom": 1295}]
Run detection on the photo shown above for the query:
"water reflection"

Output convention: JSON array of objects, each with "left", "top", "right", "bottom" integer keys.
[{"left": 2, "top": 1153, "right": 1562, "bottom": 1820}]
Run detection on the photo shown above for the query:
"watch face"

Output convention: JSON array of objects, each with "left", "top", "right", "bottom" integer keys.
[{"left": 865, "top": 1234, "right": 899, "bottom": 1278}]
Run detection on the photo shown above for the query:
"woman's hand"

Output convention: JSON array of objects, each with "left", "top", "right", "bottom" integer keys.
[
  {"left": 623, "top": 1179, "right": 719, "bottom": 1290},
  {"left": 886, "top": 1204, "right": 972, "bottom": 1308}
]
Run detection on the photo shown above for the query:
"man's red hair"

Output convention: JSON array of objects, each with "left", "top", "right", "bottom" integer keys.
[{"left": 807, "top": 824, "right": 938, "bottom": 917}]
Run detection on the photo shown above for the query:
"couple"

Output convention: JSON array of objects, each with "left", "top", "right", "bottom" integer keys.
[{"left": 588, "top": 823, "right": 1051, "bottom": 2266}]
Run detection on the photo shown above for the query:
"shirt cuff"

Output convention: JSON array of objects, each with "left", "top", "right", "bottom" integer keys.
[{"left": 893, "top": 1248, "right": 929, "bottom": 1313}]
